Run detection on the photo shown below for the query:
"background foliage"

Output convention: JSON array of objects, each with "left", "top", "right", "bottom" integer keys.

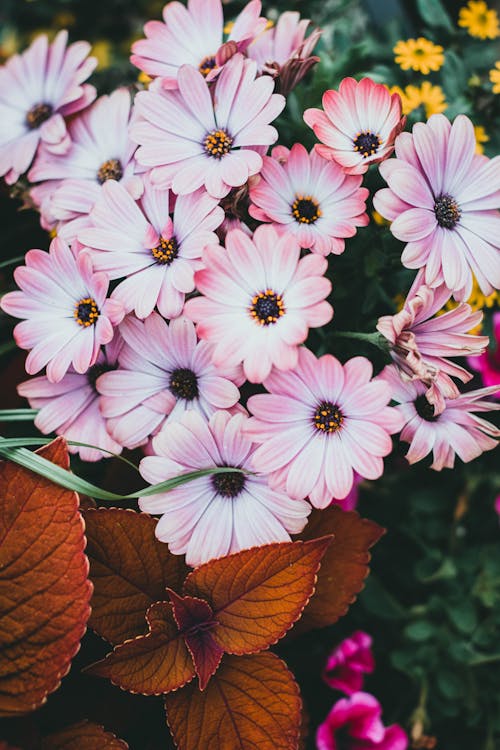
[{"left": 0, "top": 1, "right": 499, "bottom": 748}]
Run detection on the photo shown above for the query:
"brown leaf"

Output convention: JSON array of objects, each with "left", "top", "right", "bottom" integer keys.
[
  {"left": 41, "top": 721, "right": 129, "bottom": 749},
  {"left": 165, "top": 652, "right": 302, "bottom": 750},
  {"left": 84, "top": 508, "right": 188, "bottom": 644},
  {"left": 86, "top": 601, "right": 195, "bottom": 695},
  {"left": 183, "top": 538, "right": 331, "bottom": 655},
  {"left": 0, "top": 437, "right": 92, "bottom": 717},
  {"left": 293, "top": 506, "right": 384, "bottom": 634}
]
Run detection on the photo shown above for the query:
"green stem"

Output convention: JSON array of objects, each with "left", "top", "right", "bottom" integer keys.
[
  {"left": 0, "top": 408, "right": 38, "bottom": 421},
  {"left": 0, "top": 255, "right": 25, "bottom": 269}
]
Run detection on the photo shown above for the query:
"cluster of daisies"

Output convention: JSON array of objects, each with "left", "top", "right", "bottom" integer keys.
[{"left": 0, "top": 0, "right": 499, "bottom": 565}]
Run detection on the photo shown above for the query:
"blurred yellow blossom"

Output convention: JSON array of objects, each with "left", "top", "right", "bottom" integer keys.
[
  {"left": 473, "top": 125, "right": 489, "bottom": 153},
  {"left": 371, "top": 210, "right": 389, "bottom": 227},
  {"left": 490, "top": 62, "right": 500, "bottom": 93},
  {"left": 458, "top": 1, "right": 499, "bottom": 39},
  {"left": 393, "top": 38, "right": 444, "bottom": 74},
  {"left": 389, "top": 82, "right": 447, "bottom": 118},
  {"left": 53, "top": 11, "right": 76, "bottom": 28},
  {"left": 0, "top": 29, "right": 19, "bottom": 63},
  {"left": 442, "top": 277, "right": 498, "bottom": 332},
  {"left": 92, "top": 40, "right": 112, "bottom": 70},
  {"left": 138, "top": 71, "right": 153, "bottom": 86}
]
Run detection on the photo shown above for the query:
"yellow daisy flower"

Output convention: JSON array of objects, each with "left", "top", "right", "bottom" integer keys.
[
  {"left": 458, "top": 1, "right": 499, "bottom": 39},
  {"left": 389, "top": 82, "right": 447, "bottom": 118},
  {"left": 393, "top": 38, "right": 445, "bottom": 75},
  {"left": 389, "top": 85, "right": 421, "bottom": 115},
  {"left": 490, "top": 61, "right": 500, "bottom": 93},
  {"left": 473, "top": 125, "right": 489, "bottom": 153}
]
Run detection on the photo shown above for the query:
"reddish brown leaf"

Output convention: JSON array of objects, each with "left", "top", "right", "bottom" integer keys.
[
  {"left": 165, "top": 652, "right": 302, "bottom": 750},
  {"left": 86, "top": 601, "right": 195, "bottom": 695},
  {"left": 167, "top": 588, "right": 213, "bottom": 631},
  {"left": 41, "top": 721, "right": 129, "bottom": 749},
  {"left": 293, "top": 506, "right": 385, "bottom": 635},
  {"left": 183, "top": 538, "right": 331, "bottom": 655},
  {"left": 0, "top": 437, "right": 92, "bottom": 717},
  {"left": 184, "top": 629, "right": 224, "bottom": 692},
  {"left": 84, "top": 508, "right": 189, "bottom": 644}
]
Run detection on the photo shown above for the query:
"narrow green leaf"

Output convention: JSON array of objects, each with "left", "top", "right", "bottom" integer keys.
[
  {"left": 0, "top": 408, "right": 38, "bottom": 422},
  {"left": 0, "top": 255, "right": 25, "bottom": 269}
]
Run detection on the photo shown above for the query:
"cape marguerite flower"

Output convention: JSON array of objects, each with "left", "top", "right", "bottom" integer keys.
[
  {"left": 0, "top": 237, "right": 123, "bottom": 383},
  {"left": 245, "top": 347, "right": 403, "bottom": 506},
  {"left": 373, "top": 113, "right": 500, "bottom": 300},
  {"left": 249, "top": 142, "right": 369, "bottom": 256},
  {"left": 139, "top": 410, "right": 311, "bottom": 566},
  {"left": 184, "top": 225, "right": 333, "bottom": 383},
  {"left": 131, "top": 54, "right": 285, "bottom": 199},
  {"left": 303, "top": 77, "right": 405, "bottom": 175},
  {"left": 0, "top": 31, "right": 96, "bottom": 184}
]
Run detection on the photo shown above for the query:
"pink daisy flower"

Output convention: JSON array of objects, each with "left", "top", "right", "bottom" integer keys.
[
  {"left": 323, "top": 631, "right": 375, "bottom": 695},
  {"left": 316, "top": 692, "right": 408, "bottom": 750},
  {"left": 29, "top": 89, "right": 142, "bottom": 241},
  {"left": 138, "top": 409, "right": 311, "bottom": 566},
  {"left": 184, "top": 225, "right": 333, "bottom": 383},
  {"left": 0, "top": 31, "right": 96, "bottom": 184},
  {"left": 379, "top": 365, "right": 500, "bottom": 470},
  {"left": 377, "top": 270, "right": 488, "bottom": 413},
  {"left": 130, "top": 0, "right": 266, "bottom": 86},
  {"left": 467, "top": 311, "right": 500, "bottom": 396},
  {"left": 373, "top": 114, "right": 500, "bottom": 300},
  {"left": 79, "top": 176, "right": 223, "bottom": 319},
  {"left": 0, "top": 238, "right": 123, "bottom": 383},
  {"left": 303, "top": 77, "right": 405, "bottom": 176},
  {"left": 97, "top": 313, "right": 243, "bottom": 449},
  {"left": 18, "top": 335, "right": 123, "bottom": 462},
  {"left": 249, "top": 142, "right": 369, "bottom": 256},
  {"left": 245, "top": 347, "right": 403, "bottom": 507},
  {"left": 130, "top": 54, "right": 285, "bottom": 199}
]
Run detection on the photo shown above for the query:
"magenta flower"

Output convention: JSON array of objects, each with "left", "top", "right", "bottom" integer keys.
[
  {"left": 18, "top": 335, "right": 123, "bottom": 462},
  {"left": 467, "top": 311, "right": 500, "bottom": 396},
  {"left": 249, "top": 143, "right": 369, "bottom": 256},
  {"left": 304, "top": 78, "right": 405, "bottom": 176},
  {"left": 97, "top": 313, "right": 243, "bottom": 449},
  {"left": 184, "top": 225, "right": 333, "bottom": 383},
  {"left": 323, "top": 631, "right": 375, "bottom": 695},
  {"left": 29, "top": 89, "right": 142, "bottom": 242},
  {"left": 374, "top": 114, "right": 500, "bottom": 300},
  {"left": 316, "top": 692, "right": 408, "bottom": 750},
  {"left": 379, "top": 365, "right": 500, "bottom": 470},
  {"left": 130, "top": 0, "right": 266, "bottom": 86},
  {"left": 0, "top": 31, "right": 96, "bottom": 184},
  {"left": 0, "top": 238, "right": 123, "bottom": 383},
  {"left": 335, "top": 473, "right": 362, "bottom": 512},
  {"left": 79, "top": 176, "right": 223, "bottom": 319},
  {"left": 377, "top": 271, "right": 488, "bottom": 413},
  {"left": 131, "top": 54, "right": 285, "bottom": 199},
  {"left": 245, "top": 347, "right": 403, "bottom": 507},
  {"left": 139, "top": 409, "right": 311, "bottom": 566}
]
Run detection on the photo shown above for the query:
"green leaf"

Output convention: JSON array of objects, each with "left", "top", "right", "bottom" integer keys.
[
  {"left": 404, "top": 620, "right": 436, "bottom": 641},
  {"left": 416, "top": 0, "right": 454, "bottom": 32},
  {"left": 0, "top": 409, "right": 38, "bottom": 422},
  {"left": 437, "top": 670, "right": 464, "bottom": 699},
  {"left": 447, "top": 602, "right": 478, "bottom": 634}
]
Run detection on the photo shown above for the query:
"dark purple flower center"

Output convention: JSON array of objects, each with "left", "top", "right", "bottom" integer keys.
[
  {"left": 353, "top": 131, "right": 381, "bottom": 158},
  {"left": 74, "top": 297, "right": 100, "bottom": 327},
  {"left": 291, "top": 195, "right": 321, "bottom": 224},
  {"left": 199, "top": 55, "right": 217, "bottom": 77},
  {"left": 434, "top": 193, "right": 461, "bottom": 229},
  {"left": 151, "top": 236, "right": 179, "bottom": 265},
  {"left": 414, "top": 394, "right": 438, "bottom": 422},
  {"left": 204, "top": 129, "right": 233, "bottom": 159},
  {"left": 313, "top": 401, "right": 344, "bottom": 433},
  {"left": 97, "top": 158, "right": 124, "bottom": 184},
  {"left": 169, "top": 368, "right": 199, "bottom": 400},
  {"left": 212, "top": 469, "right": 246, "bottom": 497},
  {"left": 250, "top": 289, "right": 285, "bottom": 326},
  {"left": 87, "top": 362, "right": 115, "bottom": 392},
  {"left": 25, "top": 102, "right": 53, "bottom": 130}
]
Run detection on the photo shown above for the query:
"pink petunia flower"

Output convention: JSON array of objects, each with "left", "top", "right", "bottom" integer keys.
[
  {"left": 184, "top": 225, "right": 333, "bottom": 383},
  {"left": 377, "top": 270, "right": 488, "bottom": 413},
  {"left": 138, "top": 409, "right": 311, "bottom": 566},
  {"left": 245, "top": 347, "right": 403, "bottom": 506},
  {"left": 17, "top": 335, "right": 123, "bottom": 462},
  {"left": 130, "top": 0, "right": 266, "bottom": 86},
  {"left": 0, "top": 238, "right": 123, "bottom": 383},
  {"left": 467, "top": 311, "right": 500, "bottom": 396},
  {"left": 303, "top": 77, "right": 405, "bottom": 175},
  {"left": 379, "top": 364, "right": 500, "bottom": 470},
  {"left": 316, "top": 692, "right": 408, "bottom": 750},
  {"left": 97, "top": 313, "right": 243, "bottom": 449},
  {"left": 334, "top": 473, "right": 362, "bottom": 511},
  {"left": 249, "top": 142, "right": 369, "bottom": 256},
  {"left": 29, "top": 89, "right": 142, "bottom": 241},
  {"left": 373, "top": 114, "right": 500, "bottom": 300},
  {"left": 79, "top": 176, "right": 223, "bottom": 319},
  {"left": 0, "top": 31, "right": 96, "bottom": 184},
  {"left": 323, "top": 631, "right": 375, "bottom": 695},
  {"left": 130, "top": 54, "right": 285, "bottom": 199}
]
